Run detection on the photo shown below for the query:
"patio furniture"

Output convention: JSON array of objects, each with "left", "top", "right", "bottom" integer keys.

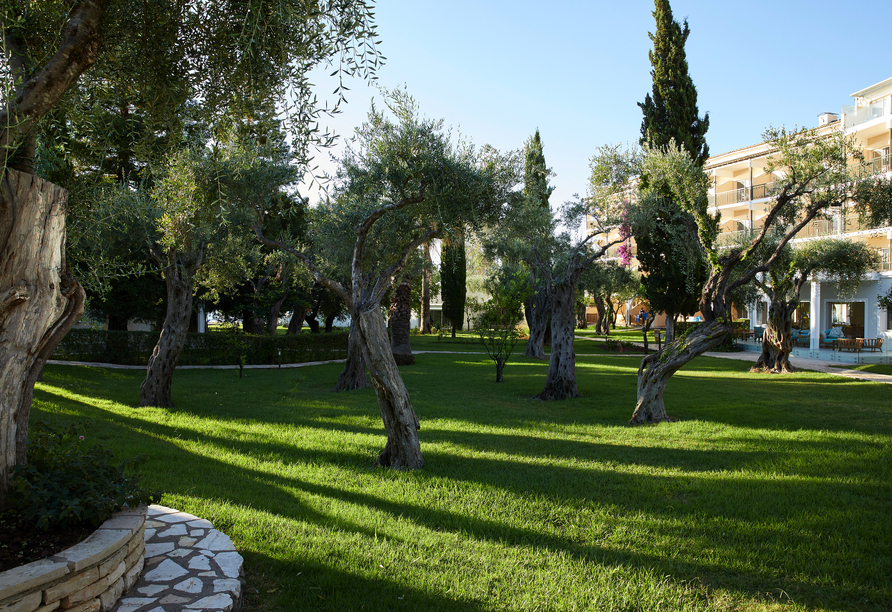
[
  {"left": 862, "top": 338, "right": 884, "bottom": 352},
  {"left": 794, "top": 333, "right": 810, "bottom": 347},
  {"left": 819, "top": 334, "right": 838, "bottom": 350},
  {"left": 836, "top": 338, "right": 862, "bottom": 352}
]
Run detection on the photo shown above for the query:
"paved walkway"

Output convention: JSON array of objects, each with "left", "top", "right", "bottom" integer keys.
[
  {"left": 574, "top": 334, "right": 892, "bottom": 385},
  {"left": 111, "top": 505, "right": 244, "bottom": 612}
]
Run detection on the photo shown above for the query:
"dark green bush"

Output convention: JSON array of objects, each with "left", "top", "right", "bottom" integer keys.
[
  {"left": 9, "top": 421, "right": 160, "bottom": 530},
  {"left": 54, "top": 329, "right": 348, "bottom": 366}
]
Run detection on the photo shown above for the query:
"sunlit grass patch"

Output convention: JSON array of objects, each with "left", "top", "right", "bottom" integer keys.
[{"left": 32, "top": 354, "right": 892, "bottom": 611}]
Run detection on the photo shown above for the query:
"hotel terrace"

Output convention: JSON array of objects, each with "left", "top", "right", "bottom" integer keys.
[{"left": 598, "top": 76, "right": 892, "bottom": 364}]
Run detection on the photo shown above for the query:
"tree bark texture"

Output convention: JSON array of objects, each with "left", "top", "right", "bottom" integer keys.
[
  {"left": 139, "top": 257, "right": 198, "bottom": 408},
  {"left": 389, "top": 275, "right": 415, "bottom": 366},
  {"left": 524, "top": 286, "right": 550, "bottom": 359},
  {"left": 536, "top": 282, "right": 580, "bottom": 401},
  {"left": 333, "top": 318, "right": 370, "bottom": 391},
  {"left": 421, "top": 242, "right": 432, "bottom": 334},
  {"left": 631, "top": 319, "right": 730, "bottom": 424},
  {"left": 0, "top": 170, "right": 85, "bottom": 505},
  {"left": 287, "top": 307, "right": 304, "bottom": 334},
  {"left": 356, "top": 308, "right": 424, "bottom": 469},
  {"left": 576, "top": 302, "right": 588, "bottom": 329},
  {"left": 751, "top": 300, "right": 796, "bottom": 373},
  {"left": 665, "top": 310, "right": 676, "bottom": 343},
  {"left": 594, "top": 297, "right": 608, "bottom": 335}
]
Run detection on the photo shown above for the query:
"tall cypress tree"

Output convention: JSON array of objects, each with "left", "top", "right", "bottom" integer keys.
[
  {"left": 524, "top": 129, "right": 554, "bottom": 208},
  {"left": 635, "top": 0, "right": 709, "bottom": 341},
  {"left": 440, "top": 231, "right": 467, "bottom": 337},
  {"left": 522, "top": 130, "right": 555, "bottom": 357},
  {"left": 638, "top": 0, "right": 709, "bottom": 165}
]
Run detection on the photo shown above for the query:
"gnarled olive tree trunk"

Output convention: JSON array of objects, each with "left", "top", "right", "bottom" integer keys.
[
  {"left": 389, "top": 274, "right": 415, "bottom": 366},
  {"left": 0, "top": 171, "right": 85, "bottom": 505},
  {"left": 356, "top": 308, "right": 423, "bottom": 469},
  {"left": 333, "top": 318, "right": 370, "bottom": 391},
  {"left": 524, "top": 286, "right": 550, "bottom": 359},
  {"left": 139, "top": 252, "right": 203, "bottom": 408},
  {"left": 751, "top": 300, "right": 796, "bottom": 373},
  {"left": 536, "top": 281, "right": 580, "bottom": 400},
  {"left": 631, "top": 319, "right": 730, "bottom": 424}
]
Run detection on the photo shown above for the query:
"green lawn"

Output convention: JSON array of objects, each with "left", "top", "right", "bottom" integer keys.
[{"left": 33, "top": 352, "right": 892, "bottom": 611}]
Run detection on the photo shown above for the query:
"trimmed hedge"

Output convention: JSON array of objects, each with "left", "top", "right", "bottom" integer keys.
[{"left": 54, "top": 328, "right": 348, "bottom": 366}]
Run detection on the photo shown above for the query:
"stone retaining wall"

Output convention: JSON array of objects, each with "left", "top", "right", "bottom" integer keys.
[{"left": 0, "top": 506, "right": 146, "bottom": 612}]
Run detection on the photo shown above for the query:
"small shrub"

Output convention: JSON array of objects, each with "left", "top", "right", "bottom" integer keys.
[{"left": 10, "top": 421, "right": 160, "bottom": 530}]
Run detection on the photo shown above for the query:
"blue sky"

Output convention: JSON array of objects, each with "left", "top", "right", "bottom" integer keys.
[{"left": 309, "top": 0, "right": 892, "bottom": 208}]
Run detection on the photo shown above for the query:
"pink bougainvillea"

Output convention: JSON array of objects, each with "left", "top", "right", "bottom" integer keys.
[{"left": 617, "top": 200, "right": 632, "bottom": 266}]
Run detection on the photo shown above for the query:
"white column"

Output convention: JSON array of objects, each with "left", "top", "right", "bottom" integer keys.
[
  {"left": 809, "top": 278, "right": 821, "bottom": 356},
  {"left": 197, "top": 304, "right": 207, "bottom": 334}
]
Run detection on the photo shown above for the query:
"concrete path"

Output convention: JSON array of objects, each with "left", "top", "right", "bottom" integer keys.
[
  {"left": 111, "top": 505, "right": 244, "bottom": 612},
  {"left": 574, "top": 334, "right": 892, "bottom": 385}
]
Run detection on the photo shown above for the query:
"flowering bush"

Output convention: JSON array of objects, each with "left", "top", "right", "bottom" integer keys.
[{"left": 10, "top": 421, "right": 159, "bottom": 530}]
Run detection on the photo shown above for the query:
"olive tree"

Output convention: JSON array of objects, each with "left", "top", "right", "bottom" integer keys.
[
  {"left": 749, "top": 239, "right": 878, "bottom": 373},
  {"left": 0, "top": 0, "right": 380, "bottom": 504},
  {"left": 253, "top": 92, "right": 502, "bottom": 468},
  {"left": 631, "top": 127, "right": 886, "bottom": 424}
]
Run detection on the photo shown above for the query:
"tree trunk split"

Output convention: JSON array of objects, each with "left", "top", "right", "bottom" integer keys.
[
  {"left": 0, "top": 170, "right": 85, "bottom": 506},
  {"left": 536, "top": 283, "right": 580, "bottom": 401},
  {"left": 357, "top": 309, "right": 424, "bottom": 469},
  {"left": 333, "top": 318, "right": 370, "bottom": 391},
  {"left": 524, "top": 287, "right": 550, "bottom": 360}
]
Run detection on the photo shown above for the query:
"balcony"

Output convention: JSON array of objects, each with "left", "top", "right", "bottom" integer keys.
[
  {"left": 708, "top": 182, "right": 776, "bottom": 207},
  {"left": 843, "top": 97, "right": 891, "bottom": 129}
]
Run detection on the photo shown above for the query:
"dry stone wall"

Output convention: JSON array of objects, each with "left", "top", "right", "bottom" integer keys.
[{"left": 0, "top": 506, "right": 146, "bottom": 612}]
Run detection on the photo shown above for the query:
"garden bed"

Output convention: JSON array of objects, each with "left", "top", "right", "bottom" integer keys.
[{"left": 0, "top": 506, "right": 145, "bottom": 612}]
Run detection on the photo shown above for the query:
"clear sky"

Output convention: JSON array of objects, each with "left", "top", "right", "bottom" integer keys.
[{"left": 308, "top": 0, "right": 892, "bottom": 208}]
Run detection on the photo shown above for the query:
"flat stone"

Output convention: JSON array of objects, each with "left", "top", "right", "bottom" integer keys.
[
  {"left": 98, "top": 514, "right": 144, "bottom": 536},
  {"left": 159, "top": 594, "right": 190, "bottom": 604},
  {"left": 156, "top": 524, "right": 187, "bottom": 538},
  {"left": 187, "top": 555, "right": 211, "bottom": 571},
  {"left": 173, "top": 577, "right": 204, "bottom": 594},
  {"left": 197, "top": 550, "right": 215, "bottom": 558},
  {"left": 136, "top": 585, "right": 167, "bottom": 596},
  {"left": 213, "top": 579, "right": 242, "bottom": 599},
  {"left": 35, "top": 600, "right": 61, "bottom": 612},
  {"left": 142, "top": 559, "right": 189, "bottom": 582},
  {"left": 113, "top": 597, "right": 157, "bottom": 612},
  {"left": 143, "top": 529, "right": 157, "bottom": 541},
  {"left": 0, "top": 557, "right": 69, "bottom": 602},
  {"left": 198, "top": 572, "right": 216, "bottom": 577},
  {"left": 153, "top": 512, "right": 196, "bottom": 524},
  {"left": 144, "top": 542, "right": 175, "bottom": 558},
  {"left": 185, "top": 594, "right": 233, "bottom": 610},
  {"left": 148, "top": 506, "right": 181, "bottom": 517},
  {"left": 44, "top": 567, "right": 100, "bottom": 604},
  {"left": 144, "top": 521, "right": 166, "bottom": 529},
  {"left": 2, "top": 591, "right": 42, "bottom": 612},
  {"left": 212, "top": 552, "right": 243, "bottom": 579},
  {"left": 188, "top": 530, "right": 205, "bottom": 537},
  {"left": 186, "top": 519, "right": 213, "bottom": 530},
  {"left": 167, "top": 549, "right": 192, "bottom": 559},
  {"left": 193, "top": 532, "right": 235, "bottom": 552},
  {"left": 177, "top": 537, "right": 197, "bottom": 548},
  {"left": 56, "top": 529, "right": 131, "bottom": 572}
]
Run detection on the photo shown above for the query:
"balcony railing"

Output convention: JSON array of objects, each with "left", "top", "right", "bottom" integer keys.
[
  {"left": 843, "top": 97, "right": 891, "bottom": 129},
  {"left": 708, "top": 182, "right": 776, "bottom": 207}
]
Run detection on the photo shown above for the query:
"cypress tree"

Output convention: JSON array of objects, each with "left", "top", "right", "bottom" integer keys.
[
  {"left": 636, "top": 0, "right": 709, "bottom": 341},
  {"left": 524, "top": 129, "right": 554, "bottom": 208},
  {"left": 638, "top": 0, "right": 709, "bottom": 165},
  {"left": 440, "top": 231, "right": 467, "bottom": 337}
]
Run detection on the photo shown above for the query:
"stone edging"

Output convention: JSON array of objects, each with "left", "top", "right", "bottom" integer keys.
[{"left": 0, "top": 505, "right": 146, "bottom": 612}]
